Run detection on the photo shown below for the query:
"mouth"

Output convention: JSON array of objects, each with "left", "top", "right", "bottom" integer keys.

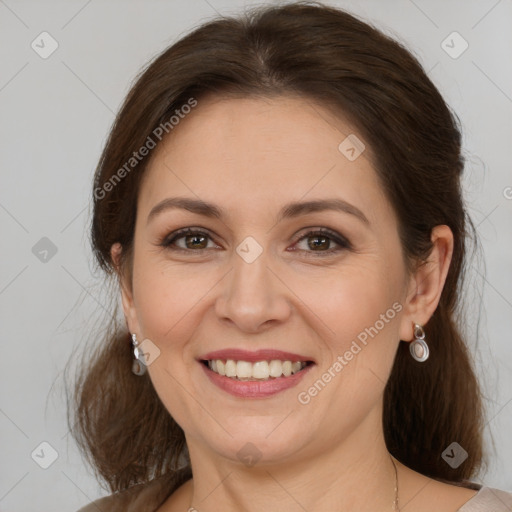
[
  {"left": 197, "top": 349, "right": 316, "bottom": 398},
  {"left": 200, "top": 359, "right": 313, "bottom": 381}
]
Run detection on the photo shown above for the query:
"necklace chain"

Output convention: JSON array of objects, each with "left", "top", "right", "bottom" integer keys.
[
  {"left": 390, "top": 455, "right": 400, "bottom": 511},
  {"left": 187, "top": 455, "right": 401, "bottom": 511}
]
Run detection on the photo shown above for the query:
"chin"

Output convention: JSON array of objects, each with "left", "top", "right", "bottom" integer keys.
[{"left": 196, "top": 422, "right": 313, "bottom": 467}]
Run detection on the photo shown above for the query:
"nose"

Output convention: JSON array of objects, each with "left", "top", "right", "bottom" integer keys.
[{"left": 214, "top": 245, "right": 292, "bottom": 333}]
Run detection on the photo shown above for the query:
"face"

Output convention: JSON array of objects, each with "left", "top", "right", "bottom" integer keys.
[{"left": 116, "top": 95, "right": 418, "bottom": 466}]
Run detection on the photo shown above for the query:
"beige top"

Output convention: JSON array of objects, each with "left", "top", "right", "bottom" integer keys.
[{"left": 77, "top": 469, "right": 512, "bottom": 512}]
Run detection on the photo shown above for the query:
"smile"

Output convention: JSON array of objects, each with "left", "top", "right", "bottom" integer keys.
[{"left": 203, "top": 359, "right": 310, "bottom": 380}]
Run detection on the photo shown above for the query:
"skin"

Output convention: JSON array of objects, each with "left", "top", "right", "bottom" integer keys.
[{"left": 111, "top": 96, "right": 477, "bottom": 512}]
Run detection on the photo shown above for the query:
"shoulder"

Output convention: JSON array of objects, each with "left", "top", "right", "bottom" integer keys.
[
  {"left": 75, "top": 467, "right": 192, "bottom": 512},
  {"left": 458, "top": 486, "right": 512, "bottom": 511},
  {"left": 75, "top": 493, "right": 119, "bottom": 512}
]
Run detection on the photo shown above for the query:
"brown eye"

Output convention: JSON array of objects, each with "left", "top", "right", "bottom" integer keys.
[
  {"left": 161, "top": 228, "right": 217, "bottom": 252},
  {"left": 181, "top": 233, "right": 208, "bottom": 250},
  {"left": 306, "top": 234, "right": 330, "bottom": 250},
  {"left": 291, "top": 228, "right": 351, "bottom": 257},
  {"left": 160, "top": 227, "right": 351, "bottom": 257}
]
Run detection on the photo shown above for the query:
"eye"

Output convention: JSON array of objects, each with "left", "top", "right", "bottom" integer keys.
[
  {"left": 290, "top": 228, "right": 351, "bottom": 257},
  {"left": 160, "top": 228, "right": 219, "bottom": 252},
  {"left": 159, "top": 227, "right": 351, "bottom": 256}
]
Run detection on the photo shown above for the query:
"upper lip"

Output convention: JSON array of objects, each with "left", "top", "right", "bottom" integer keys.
[{"left": 199, "top": 348, "right": 315, "bottom": 363}]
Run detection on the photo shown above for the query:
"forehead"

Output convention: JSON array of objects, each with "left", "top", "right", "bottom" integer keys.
[{"left": 138, "top": 95, "right": 391, "bottom": 228}]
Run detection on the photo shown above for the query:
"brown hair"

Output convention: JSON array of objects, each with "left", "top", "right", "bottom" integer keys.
[{"left": 69, "top": 0, "right": 486, "bottom": 494}]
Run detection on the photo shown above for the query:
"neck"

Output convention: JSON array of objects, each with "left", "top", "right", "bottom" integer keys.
[{"left": 184, "top": 408, "right": 398, "bottom": 512}]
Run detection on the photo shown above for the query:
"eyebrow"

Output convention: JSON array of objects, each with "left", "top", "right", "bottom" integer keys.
[{"left": 147, "top": 197, "right": 370, "bottom": 226}]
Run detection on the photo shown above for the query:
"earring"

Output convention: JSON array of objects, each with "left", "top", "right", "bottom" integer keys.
[
  {"left": 131, "top": 333, "right": 147, "bottom": 375},
  {"left": 409, "top": 323, "right": 429, "bottom": 362}
]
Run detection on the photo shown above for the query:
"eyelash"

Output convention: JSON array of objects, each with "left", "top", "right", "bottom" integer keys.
[{"left": 159, "top": 227, "right": 351, "bottom": 257}]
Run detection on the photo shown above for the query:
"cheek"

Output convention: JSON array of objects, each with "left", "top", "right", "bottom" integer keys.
[
  {"left": 291, "top": 259, "right": 401, "bottom": 349},
  {"left": 131, "top": 259, "right": 220, "bottom": 351},
  {"left": 297, "top": 282, "right": 401, "bottom": 438},
  {"left": 131, "top": 264, "right": 211, "bottom": 428},
  {"left": 291, "top": 257, "right": 403, "bottom": 418}
]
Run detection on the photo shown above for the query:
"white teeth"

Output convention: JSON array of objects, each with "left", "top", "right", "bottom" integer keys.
[
  {"left": 291, "top": 361, "right": 302, "bottom": 374},
  {"left": 252, "top": 361, "right": 269, "bottom": 379},
  {"left": 236, "top": 361, "right": 252, "bottom": 379},
  {"left": 207, "top": 359, "right": 308, "bottom": 380},
  {"left": 225, "top": 359, "right": 237, "bottom": 377},
  {"left": 216, "top": 360, "right": 226, "bottom": 376},
  {"left": 269, "top": 360, "right": 283, "bottom": 377}
]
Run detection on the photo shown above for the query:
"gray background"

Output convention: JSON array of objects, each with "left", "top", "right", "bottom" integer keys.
[{"left": 0, "top": 0, "right": 511, "bottom": 510}]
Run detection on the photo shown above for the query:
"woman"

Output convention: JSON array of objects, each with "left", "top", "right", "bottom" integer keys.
[{"left": 73, "top": 2, "right": 512, "bottom": 511}]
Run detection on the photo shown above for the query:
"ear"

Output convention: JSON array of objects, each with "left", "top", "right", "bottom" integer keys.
[
  {"left": 398, "top": 225, "right": 454, "bottom": 342},
  {"left": 111, "top": 242, "right": 141, "bottom": 336}
]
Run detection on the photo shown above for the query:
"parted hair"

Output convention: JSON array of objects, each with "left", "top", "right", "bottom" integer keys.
[{"left": 69, "top": 0, "right": 486, "bottom": 494}]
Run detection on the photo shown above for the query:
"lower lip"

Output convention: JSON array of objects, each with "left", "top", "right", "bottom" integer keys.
[{"left": 199, "top": 361, "right": 314, "bottom": 398}]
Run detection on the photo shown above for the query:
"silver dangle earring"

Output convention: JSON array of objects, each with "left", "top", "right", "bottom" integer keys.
[
  {"left": 131, "top": 333, "right": 147, "bottom": 375},
  {"left": 409, "top": 323, "right": 429, "bottom": 362}
]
